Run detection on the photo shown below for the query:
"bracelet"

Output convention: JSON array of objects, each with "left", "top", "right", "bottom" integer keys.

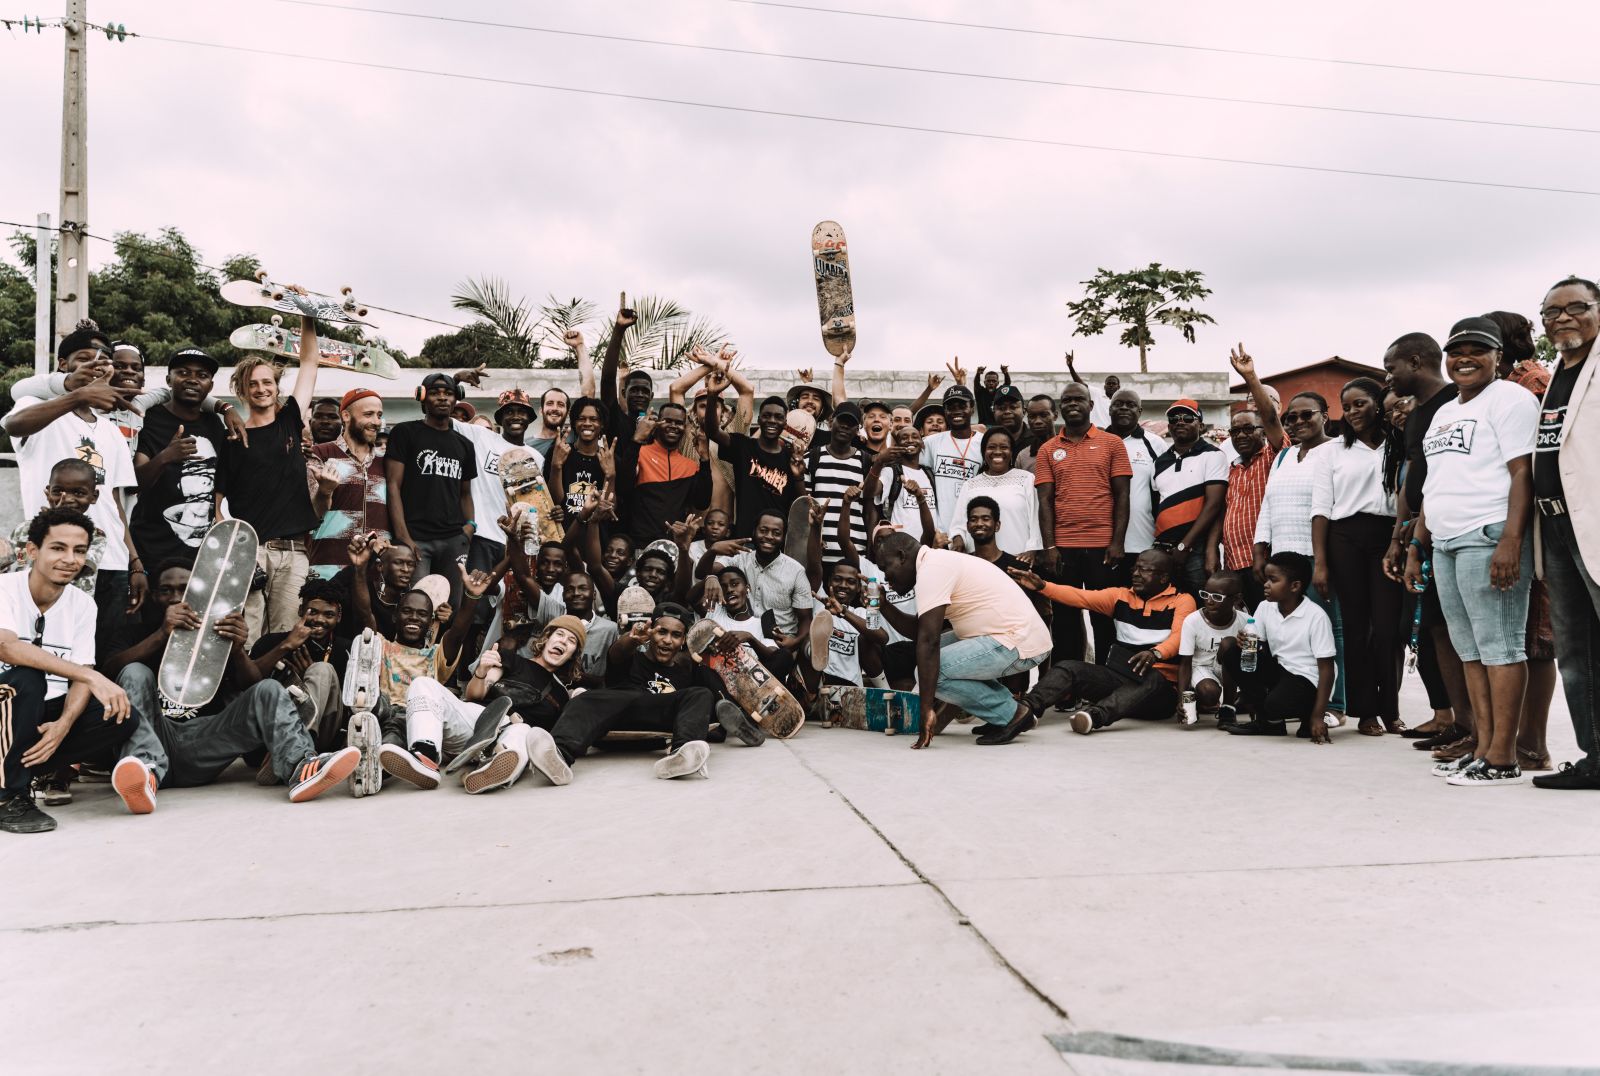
[
  {"left": 465, "top": 519, "right": 477, "bottom": 530},
  {"left": 1408, "top": 537, "right": 1426, "bottom": 552},
  {"left": 130, "top": 569, "right": 147, "bottom": 576}
]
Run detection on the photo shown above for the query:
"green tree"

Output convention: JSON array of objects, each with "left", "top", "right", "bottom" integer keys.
[{"left": 1065, "top": 263, "right": 1214, "bottom": 374}]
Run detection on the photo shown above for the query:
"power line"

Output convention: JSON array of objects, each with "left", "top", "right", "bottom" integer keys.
[
  {"left": 271, "top": 0, "right": 1600, "bottom": 137},
  {"left": 731, "top": 0, "right": 1600, "bottom": 90},
  {"left": 130, "top": 33, "right": 1600, "bottom": 198}
]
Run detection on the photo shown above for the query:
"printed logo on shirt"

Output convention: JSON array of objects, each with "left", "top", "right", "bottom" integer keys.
[
  {"left": 828, "top": 628, "right": 857, "bottom": 657},
  {"left": 933, "top": 454, "right": 980, "bottom": 481},
  {"left": 416, "top": 448, "right": 464, "bottom": 479},
  {"left": 1051, "top": 448, "right": 1067, "bottom": 462},
  {"left": 1422, "top": 419, "right": 1476, "bottom": 456},
  {"left": 646, "top": 672, "right": 677, "bottom": 694},
  {"left": 1537, "top": 406, "right": 1567, "bottom": 451},
  {"left": 748, "top": 459, "right": 790, "bottom": 496},
  {"left": 72, "top": 435, "right": 107, "bottom": 486},
  {"left": 484, "top": 449, "right": 502, "bottom": 477}
]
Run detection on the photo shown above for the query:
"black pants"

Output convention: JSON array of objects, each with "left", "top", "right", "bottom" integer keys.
[
  {"left": 1403, "top": 588, "right": 1451, "bottom": 711},
  {"left": 1327, "top": 513, "right": 1403, "bottom": 721},
  {"left": 0, "top": 667, "right": 137, "bottom": 799},
  {"left": 1025, "top": 659, "right": 1176, "bottom": 729},
  {"left": 1221, "top": 645, "right": 1319, "bottom": 724},
  {"left": 94, "top": 569, "right": 142, "bottom": 661},
  {"left": 1050, "top": 547, "right": 1116, "bottom": 663},
  {"left": 551, "top": 686, "right": 713, "bottom": 764}
]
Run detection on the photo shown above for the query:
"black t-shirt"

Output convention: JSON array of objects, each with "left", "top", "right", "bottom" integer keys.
[
  {"left": 1403, "top": 384, "right": 1458, "bottom": 512},
  {"left": 251, "top": 629, "right": 351, "bottom": 683},
  {"left": 1535, "top": 355, "right": 1585, "bottom": 501},
  {"left": 222, "top": 397, "right": 319, "bottom": 541},
  {"left": 489, "top": 654, "right": 570, "bottom": 729},
  {"left": 613, "top": 646, "right": 714, "bottom": 693},
  {"left": 386, "top": 420, "right": 478, "bottom": 540},
  {"left": 562, "top": 450, "right": 607, "bottom": 518},
  {"left": 131, "top": 404, "right": 230, "bottom": 568},
  {"left": 725, "top": 433, "right": 799, "bottom": 538}
]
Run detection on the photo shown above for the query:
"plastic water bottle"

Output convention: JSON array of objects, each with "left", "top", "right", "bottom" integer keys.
[
  {"left": 1240, "top": 617, "right": 1260, "bottom": 673},
  {"left": 865, "top": 576, "right": 881, "bottom": 610},
  {"left": 523, "top": 505, "right": 539, "bottom": 558}
]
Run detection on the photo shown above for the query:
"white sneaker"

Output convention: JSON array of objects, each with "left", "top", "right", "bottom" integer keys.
[
  {"left": 1323, "top": 711, "right": 1345, "bottom": 729},
  {"left": 1433, "top": 755, "right": 1481, "bottom": 778},
  {"left": 378, "top": 744, "right": 441, "bottom": 790},
  {"left": 347, "top": 711, "right": 382, "bottom": 798},
  {"left": 523, "top": 726, "right": 573, "bottom": 786},
  {"left": 1068, "top": 710, "right": 1095, "bottom": 736},
  {"left": 653, "top": 740, "right": 710, "bottom": 779},
  {"left": 112, "top": 757, "right": 157, "bottom": 815},
  {"left": 1446, "top": 762, "right": 1528, "bottom": 787}
]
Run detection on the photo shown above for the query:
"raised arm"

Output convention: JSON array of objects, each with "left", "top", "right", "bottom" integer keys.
[
  {"left": 600, "top": 294, "right": 635, "bottom": 411},
  {"left": 907, "top": 372, "right": 942, "bottom": 416},
  {"left": 831, "top": 345, "right": 851, "bottom": 405},
  {"left": 348, "top": 535, "right": 379, "bottom": 631},
  {"left": 564, "top": 329, "right": 596, "bottom": 398},
  {"left": 1229, "top": 344, "right": 1285, "bottom": 448},
  {"left": 701, "top": 380, "right": 731, "bottom": 449},
  {"left": 3, "top": 371, "right": 120, "bottom": 438},
  {"left": 442, "top": 565, "right": 504, "bottom": 666},
  {"left": 668, "top": 357, "right": 710, "bottom": 406},
  {"left": 718, "top": 346, "right": 756, "bottom": 431}
]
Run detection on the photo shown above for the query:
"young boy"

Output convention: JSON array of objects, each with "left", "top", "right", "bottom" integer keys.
[
  {"left": 687, "top": 507, "right": 731, "bottom": 565},
  {"left": 807, "top": 561, "right": 889, "bottom": 689},
  {"left": 1221, "top": 552, "right": 1337, "bottom": 742},
  {"left": 1178, "top": 571, "right": 1248, "bottom": 724},
  {"left": 7, "top": 460, "right": 109, "bottom": 596}
]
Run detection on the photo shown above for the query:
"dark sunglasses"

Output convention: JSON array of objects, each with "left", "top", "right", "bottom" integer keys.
[
  {"left": 1282, "top": 409, "right": 1321, "bottom": 423},
  {"left": 32, "top": 613, "right": 44, "bottom": 642}
]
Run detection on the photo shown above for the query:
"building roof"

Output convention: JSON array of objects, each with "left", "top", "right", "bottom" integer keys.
[{"left": 1228, "top": 356, "right": 1386, "bottom": 394}]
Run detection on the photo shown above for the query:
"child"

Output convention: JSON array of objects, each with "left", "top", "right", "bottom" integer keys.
[
  {"left": 7, "top": 459, "right": 109, "bottom": 596},
  {"left": 1221, "top": 551, "right": 1337, "bottom": 742},
  {"left": 808, "top": 561, "right": 888, "bottom": 689},
  {"left": 688, "top": 507, "right": 730, "bottom": 564},
  {"left": 1178, "top": 572, "right": 1248, "bottom": 724}
]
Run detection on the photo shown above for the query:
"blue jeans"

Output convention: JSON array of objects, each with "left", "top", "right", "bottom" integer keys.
[
  {"left": 933, "top": 631, "right": 1047, "bottom": 723},
  {"left": 1541, "top": 513, "right": 1600, "bottom": 765},
  {"left": 1434, "top": 522, "right": 1531, "bottom": 666},
  {"left": 1306, "top": 584, "right": 1346, "bottom": 712}
]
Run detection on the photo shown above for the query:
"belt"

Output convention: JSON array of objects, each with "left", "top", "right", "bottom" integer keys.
[
  {"left": 264, "top": 538, "right": 307, "bottom": 551},
  {"left": 1536, "top": 497, "right": 1568, "bottom": 517}
]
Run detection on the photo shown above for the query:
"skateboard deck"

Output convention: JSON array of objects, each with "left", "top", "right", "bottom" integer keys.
[
  {"left": 686, "top": 619, "right": 805, "bottom": 739},
  {"left": 230, "top": 320, "right": 400, "bottom": 379},
  {"left": 342, "top": 627, "right": 385, "bottom": 712},
  {"left": 811, "top": 220, "right": 855, "bottom": 358},
  {"left": 500, "top": 447, "right": 563, "bottom": 546},
  {"left": 781, "top": 408, "right": 816, "bottom": 453},
  {"left": 784, "top": 494, "right": 815, "bottom": 563},
  {"left": 616, "top": 584, "right": 656, "bottom": 629},
  {"left": 157, "top": 519, "right": 259, "bottom": 712},
  {"left": 220, "top": 271, "right": 372, "bottom": 326},
  {"left": 816, "top": 685, "right": 922, "bottom": 735}
]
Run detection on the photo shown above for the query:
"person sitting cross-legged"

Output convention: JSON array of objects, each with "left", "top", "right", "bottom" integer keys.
[{"left": 1221, "top": 552, "right": 1338, "bottom": 742}]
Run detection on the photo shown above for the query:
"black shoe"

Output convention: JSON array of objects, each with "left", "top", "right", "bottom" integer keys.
[
  {"left": 0, "top": 795, "right": 57, "bottom": 834},
  {"left": 1225, "top": 719, "right": 1286, "bottom": 737},
  {"left": 1414, "top": 726, "right": 1470, "bottom": 752},
  {"left": 1215, "top": 704, "right": 1239, "bottom": 729},
  {"left": 977, "top": 712, "right": 1038, "bottom": 746},
  {"left": 1531, "top": 761, "right": 1600, "bottom": 790}
]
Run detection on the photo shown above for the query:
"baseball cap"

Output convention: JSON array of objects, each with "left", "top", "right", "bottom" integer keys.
[
  {"left": 1444, "top": 316, "right": 1503, "bottom": 351},
  {"left": 832, "top": 401, "right": 863, "bottom": 425},
  {"left": 943, "top": 384, "right": 976, "bottom": 404},
  {"left": 169, "top": 347, "right": 219, "bottom": 374},
  {"left": 860, "top": 399, "right": 892, "bottom": 416},
  {"left": 495, "top": 388, "right": 534, "bottom": 418},
  {"left": 1166, "top": 397, "right": 1202, "bottom": 418},
  {"left": 420, "top": 371, "right": 457, "bottom": 394},
  {"left": 454, "top": 401, "right": 477, "bottom": 422},
  {"left": 994, "top": 385, "right": 1023, "bottom": 405}
]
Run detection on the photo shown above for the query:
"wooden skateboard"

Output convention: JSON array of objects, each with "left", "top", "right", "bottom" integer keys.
[
  {"left": 811, "top": 220, "right": 855, "bottom": 358},
  {"left": 220, "top": 271, "right": 372, "bottom": 327},
  {"left": 816, "top": 685, "right": 922, "bottom": 735},
  {"left": 500, "top": 446, "right": 563, "bottom": 548},
  {"left": 230, "top": 319, "right": 400, "bottom": 380},
  {"left": 784, "top": 494, "right": 814, "bottom": 563},
  {"left": 686, "top": 619, "right": 805, "bottom": 739},
  {"left": 157, "top": 519, "right": 259, "bottom": 713}
]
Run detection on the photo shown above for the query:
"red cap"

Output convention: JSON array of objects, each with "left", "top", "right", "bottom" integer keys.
[
  {"left": 1166, "top": 397, "right": 1202, "bottom": 417},
  {"left": 340, "top": 388, "right": 380, "bottom": 411}
]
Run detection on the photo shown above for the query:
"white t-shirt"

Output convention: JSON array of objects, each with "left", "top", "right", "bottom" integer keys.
[
  {"left": 876, "top": 464, "right": 935, "bottom": 536},
  {"left": 921, "top": 431, "right": 982, "bottom": 534},
  {"left": 1419, "top": 380, "right": 1538, "bottom": 540},
  {"left": 708, "top": 603, "right": 766, "bottom": 638},
  {"left": 1122, "top": 429, "right": 1168, "bottom": 554},
  {"left": 452, "top": 420, "right": 545, "bottom": 547},
  {"left": 1180, "top": 607, "right": 1248, "bottom": 681},
  {"left": 1251, "top": 598, "right": 1335, "bottom": 687},
  {"left": 1308, "top": 437, "right": 1395, "bottom": 521},
  {"left": 9, "top": 399, "right": 136, "bottom": 570},
  {"left": 816, "top": 595, "right": 875, "bottom": 686},
  {"left": 0, "top": 571, "right": 96, "bottom": 699}
]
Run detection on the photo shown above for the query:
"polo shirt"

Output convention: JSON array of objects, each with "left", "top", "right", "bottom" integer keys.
[
  {"left": 1036, "top": 580, "right": 1196, "bottom": 684},
  {"left": 913, "top": 547, "right": 1051, "bottom": 659},
  {"left": 1033, "top": 426, "right": 1133, "bottom": 548},
  {"left": 1152, "top": 440, "right": 1229, "bottom": 546},
  {"left": 1251, "top": 597, "right": 1335, "bottom": 686},
  {"left": 1221, "top": 448, "right": 1274, "bottom": 570}
]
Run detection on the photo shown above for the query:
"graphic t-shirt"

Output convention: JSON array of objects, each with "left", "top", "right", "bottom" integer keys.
[
  {"left": 876, "top": 464, "right": 935, "bottom": 537},
  {"left": 1402, "top": 384, "right": 1458, "bottom": 513},
  {"left": 1419, "top": 379, "right": 1537, "bottom": 540},
  {"left": 379, "top": 638, "right": 457, "bottom": 707},
  {"left": 452, "top": 419, "right": 540, "bottom": 547},
  {"left": 1535, "top": 355, "right": 1586, "bottom": 502},
  {"left": 816, "top": 596, "right": 876, "bottom": 686},
  {"left": 8, "top": 398, "right": 136, "bottom": 570},
  {"left": 561, "top": 450, "right": 607, "bottom": 519},
  {"left": 1179, "top": 608, "right": 1249, "bottom": 677},
  {"left": 725, "top": 434, "right": 799, "bottom": 538},
  {"left": 0, "top": 571, "right": 97, "bottom": 699},
  {"left": 385, "top": 420, "right": 478, "bottom": 541},
  {"left": 619, "top": 648, "right": 714, "bottom": 694},
  {"left": 222, "top": 397, "right": 319, "bottom": 542},
  {"left": 921, "top": 430, "right": 982, "bottom": 534},
  {"left": 131, "top": 405, "right": 228, "bottom": 568}
]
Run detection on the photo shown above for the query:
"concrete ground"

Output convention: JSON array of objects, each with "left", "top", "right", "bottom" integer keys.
[{"left": 3, "top": 676, "right": 1598, "bottom": 1075}]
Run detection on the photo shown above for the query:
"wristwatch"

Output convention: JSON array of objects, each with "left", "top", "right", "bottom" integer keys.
[{"left": 1175, "top": 541, "right": 1187, "bottom": 553}]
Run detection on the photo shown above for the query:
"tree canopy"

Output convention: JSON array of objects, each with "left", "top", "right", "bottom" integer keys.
[{"left": 1065, "top": 263, "right": 1214, "bottom": 373}]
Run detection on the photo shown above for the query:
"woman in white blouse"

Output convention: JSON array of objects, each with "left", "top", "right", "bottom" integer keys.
[
  {"left": 1310, "top": 377, "right": 1404, "bottom": 736},
  {"left": 948, "top": 428, "right": 1042, "bottom": 556}
]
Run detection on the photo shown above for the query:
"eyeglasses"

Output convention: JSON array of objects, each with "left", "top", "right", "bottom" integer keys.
[
  {"left": 1229, "top": 424, "right": 1261, "bottom": 434},
  {"left": 1540, "top": 301, "right": 1599, "bottom": 322},
  {"left": 1282, "top": 409, "right": 1321, "bottom": 423},
  {"left": 1197, "top": 590, "right": 1230, "bottom": 603}
]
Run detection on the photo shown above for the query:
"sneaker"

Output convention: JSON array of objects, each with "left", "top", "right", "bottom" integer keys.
[
  {"left": 1323, "top": 711, "right": 1345, "bottom": 729},
  {"left": 653, "top": 740, "right": 711, "bottom": 779},
  {"left": 111, "top": 757, "right": 157, "bottom": 815},
  {"left": 1179, "top": 692, "right": 1197, "bottom": 726},
  {"left": 1446, "top": 762, "right": 1527, "bottom": 787},
  {"left": 76, "top": 764, "right": 111, "bottom": 784},
  {"left": 288, "top": 747, "right": 361, "bottom": 802},
  {"left": 1433, "top": 755, "right": 1482, "bottom": 778},
  {"left": 523, "top": 726, "right": 573, "bottom": 786},
  {"left": 715, "top": 700, "right": 767, "bottom": 747},
  {"left": 443, "top": 696, "right": 515, "bottom": 775},
  {"left": 378, "top": 743, "right": 440, "bottom": 790},
  {"left": 1067, "top": 710, "right": 1095, "bottom": 736},
  {"left": 255, "top": 752, "right": 279, "bottom": 787},
  {"left": 463, "top": 731, "right": 529, "bottom": 795},
  {"left": 35, "top": 771, "right": 72, "bottom": 806},
  {"left": 1215, "top": 704, "right": 1239, "bottom": 729},
  {"left": 347, "top": 711, "right": 382, "bottom": 798},
  {"left": 1225, "top": 717, "right": 1287, "bottom": 736},
  {"left": 1531, "top": 760, "right": 1600, "bottom": 790},
  {"left": 0, "top": 794, "right": 57, "bottom": 833}
]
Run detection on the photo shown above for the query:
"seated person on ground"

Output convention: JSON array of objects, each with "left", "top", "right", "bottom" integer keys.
[
  {"left": 1221, "top": 551, "right": 1337, "bottom": 743},
  {"left": 1178, "top": 571, "right": 1248, "bottom": 721}
]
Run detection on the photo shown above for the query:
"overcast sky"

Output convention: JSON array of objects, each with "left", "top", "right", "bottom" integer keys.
[{"left": 3, "top": 0, "right": 1598, "bottom": 377}]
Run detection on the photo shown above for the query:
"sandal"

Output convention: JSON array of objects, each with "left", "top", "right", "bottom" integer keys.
[
  {"left": 1382, "top": 717, "right": 1408, "bottom": 734},
  {"left": 1357, "top": 718, "right": 1386, "bottom": 737},
  {"left": 1517, "top": 747, "right": 1553, "bottom": 772}
]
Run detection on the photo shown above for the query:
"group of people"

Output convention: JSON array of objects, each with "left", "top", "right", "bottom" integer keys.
[{"left": 2, "top": 275, "right": 1597, "bottom": 835}]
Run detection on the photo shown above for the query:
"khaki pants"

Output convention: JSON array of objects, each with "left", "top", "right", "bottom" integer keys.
[{"left": 245, "top": 541, "right": 309, "bottom": 647}]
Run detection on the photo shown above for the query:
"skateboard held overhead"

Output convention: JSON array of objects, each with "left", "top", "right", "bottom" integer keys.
[
  {"left": 811, "top": 220, "right": 855, "bottom": 358},
  {"left": 230, "top": 319, "right": 400, "bottom": 380},
  {"left": 686, "top": 619, "right": 805, "bottom": 739},
  {"left": 157, "top": 519, "right": 259, "bottom": 714},
  {"left": 220, "top": 271, "right": 373, "bottom": 326}
]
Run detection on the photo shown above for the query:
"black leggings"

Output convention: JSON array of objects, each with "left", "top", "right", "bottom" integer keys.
[{"left": 1326, "top": 513, "right": 1403, "bottom": 721}]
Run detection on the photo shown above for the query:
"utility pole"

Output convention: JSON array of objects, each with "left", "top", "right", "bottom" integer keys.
[
  {"left": 54, "top": 0, "right": 89, "bottom": 346},
  {"left": 34, "top": 213, "right": 53, "bottom": 376}
]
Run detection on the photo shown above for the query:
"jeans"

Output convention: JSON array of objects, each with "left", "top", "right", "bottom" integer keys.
[
  {"left": 1540, "top": 513, "right": 1600, "bottom": 765},
  {"left": 412, "top": 532, "right": 471, "bottom": 607},
  {"left": 550, "top": 686, "right": 714, "bottom": 763},
  {"left": 1434, "top": 522, "right": 1532, "bottom": 666},
  {"left": 1025, "top": 660, "right": 1176, "bottom": 728},
  {"left": 1306, "top": 583, "right": 1346, "bottom": 713},
  {"left": 93, "top": 569, "right": 140, "bottom": 661},
  {"left": 117, "top": 664, "right": 317, "bottom": 786},
  {"left": 404, "top": 676, "right": 485, "bottom": 760},
  {"left": 934, "top": 631, "right": 1048, "bottom": 723},
  {"left": 0, "top": 667, "right": 141, "bottom": 797},
  {"left": 245, "top": 542, "right": 310, "bottom": 646},
  {"left": 1049, "top": 548, "right": 1116, "bottom": 663}
]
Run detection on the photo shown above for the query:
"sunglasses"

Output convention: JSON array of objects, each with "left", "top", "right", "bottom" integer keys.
[
  {"left": 1197, "top": 590, "right": 1231, "bottom": 603},
  {"left": 32, "top": 612, "right": 44, "bottom": 643},
  {"left": 1282, "top": 409, "right": 1322, "bottom": 423}
]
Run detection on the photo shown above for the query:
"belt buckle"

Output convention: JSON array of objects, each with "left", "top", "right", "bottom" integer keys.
[{"left": 1538, "top": 497, "right": 1567, "bottom": 517}]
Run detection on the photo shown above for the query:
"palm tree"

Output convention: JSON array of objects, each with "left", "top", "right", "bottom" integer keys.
[
  {"left": 450, "top": 276, "right": 539, "bottom": 367},
  {"left": 589, "top": 294, "right": 726, "bottom": 371}
]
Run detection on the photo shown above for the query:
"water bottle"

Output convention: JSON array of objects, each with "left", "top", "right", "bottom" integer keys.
[
  {"left": 523, "top": 504, "right": 539, "bottom": 558},
  {"left": 1240, "top": 617, "right": 1260, "bottom": 673},
  {"left": 865, "top": 576, "right": 881, "bottom": 610}
]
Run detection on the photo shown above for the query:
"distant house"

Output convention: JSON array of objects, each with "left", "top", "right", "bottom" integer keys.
[{"left": 1229, "top": 356, "right": 1387, "bottom": 419}]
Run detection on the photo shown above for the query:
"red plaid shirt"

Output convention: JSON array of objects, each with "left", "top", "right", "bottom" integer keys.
[{"left": 1222, "top": 448, "right": 1275, "bottom": 570}]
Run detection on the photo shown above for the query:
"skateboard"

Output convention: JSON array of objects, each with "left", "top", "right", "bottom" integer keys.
[
  {"left": 781, "top": 408, "right": 816, "bottom": 453},
  {"left": 686, "top": 619, "right": 805, "bottom": 739},
  {"left": 811, "top": 220, "right": 855, "bottom": 358},
  {"left": 816, "top": 685, "right": 922, "bottom": 735},
  {"left": 230, "top": 319, "right": 400, "bottom": 379},
  {"left": 616, "top": 584, "right": 656, "bottom": 629},
  {"left": 157, "top": 519, "right": 259, "bottom": 712},
  {"left": 342, "top": 627, "right": 385, "bottom": 712},
  {"left": 219, "top": 271, "right": 373, "bottom": 327},
  {"left": 500, "top": 447, "right": 563, "bottom": 548},
  {"left": 784, "top": 494, "right": 815, "bottom": 563}
]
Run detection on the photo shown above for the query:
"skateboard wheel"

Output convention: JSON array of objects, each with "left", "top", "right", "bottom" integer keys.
[
  {"left": 356, "top": 307, "right": 368, "bottom": 318},
  {"left": 256, "top": 269, "right": 269, "bottom": 283},
  {"left": 270, "top": 289, "right": 285, "bottom": 301},
  {"left": 340, "top": 286, "right": 353, "bottom": 296}
]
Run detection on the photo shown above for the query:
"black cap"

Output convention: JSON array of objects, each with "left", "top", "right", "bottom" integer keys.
[
  {"left": 1444, "top": 316, "right": 1503, "bottom": 351},
  {"left": 169, "top": 347, "right": 219, "bottom": 374},
  {"left": 832, "top": 401, "right": 863, "bottom": 425},
  {"left": 994, "top": 385, "right": 1023, "bottom": 405},
  {"left": 859, "top": 399, "right": 892, "bottom": 415},
  {"left": 57, "top": 319, "right": 110, "bottom": 361},
  {"left": 943, "top": 384, "right": 976, "bottom": 404},
  {"left": 421, "top": 371, "right": 456, "bottom": 393}
]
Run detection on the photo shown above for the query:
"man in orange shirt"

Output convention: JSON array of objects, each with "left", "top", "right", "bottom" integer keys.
[
  {"left": 1034, "top": 382, "right": 1132, "bottom": 664},
  {"left": 983, "top": 550, "right": 1195, "bottom": 743}
]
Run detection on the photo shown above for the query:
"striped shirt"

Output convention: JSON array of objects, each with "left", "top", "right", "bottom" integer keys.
[
  {"left": 1253, "top": 445, "right": 1317, "bottom": 556},
  {"left": 1036, "top": 581, "right": 1197, "bottom": 683},
  {"left": 1221, "top": 448, "right": 1275, "bottom": 570},
  {"left": 1033, "top": 426, "right": 1133, "bottom": 548},
  {"left": 1152, "top": 440, "right": 1229, "bottom": 546},
  {"left": 809, "top": 445, "right": 869, "bottom": 562}
]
